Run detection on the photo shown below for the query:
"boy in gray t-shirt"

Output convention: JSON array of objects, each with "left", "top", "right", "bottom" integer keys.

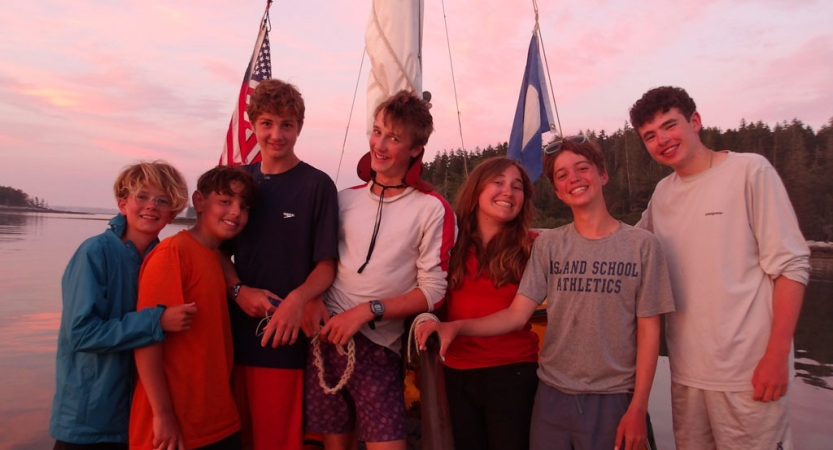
[{"left": 417, "top": 136, "right": 674, "bottom": 450}]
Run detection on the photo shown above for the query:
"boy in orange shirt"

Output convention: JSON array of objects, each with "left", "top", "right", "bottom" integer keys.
[{"left": 130, "top": 166, "right": 258, "bottom": 450}]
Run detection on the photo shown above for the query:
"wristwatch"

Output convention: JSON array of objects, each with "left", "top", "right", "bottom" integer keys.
[
  {"left": 368, "top": 300, "right": 385, "bottom": 330},
  {"left": 228, "top": 282, "right": 243, "bottom": 301}
]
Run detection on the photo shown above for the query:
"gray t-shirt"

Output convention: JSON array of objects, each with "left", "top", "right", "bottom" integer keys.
[{"left": 518, "top": 222, "right": 675, "bottom": 394}]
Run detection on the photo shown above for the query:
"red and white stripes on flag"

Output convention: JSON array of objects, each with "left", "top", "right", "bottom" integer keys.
[{"left": 220, "top": 8, "right": 272, "bottom": 166}]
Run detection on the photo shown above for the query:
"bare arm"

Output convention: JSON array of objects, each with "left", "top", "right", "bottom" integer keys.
[
  {"left": 416, "top": 295, "right": 539, "bottom": 358},
  {"left": 752, "top": 276, "right": 805, "bottom": 402},
  {"left": 134, "top": 343, "right": 184, "bottom": 450},
  {"left": 261, "top": 259, "right": 336, "bottom": 347},
  {"left": 218, "top": 250, "right": 277, "bottom": 318},
  {"left": 615, "top": 315, "right": 661, "bottom": 450},
  {"left": 319, "top": 287, "right": 431, "bottom": 346}
]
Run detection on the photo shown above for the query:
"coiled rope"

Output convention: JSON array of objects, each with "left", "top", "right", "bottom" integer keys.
[
  {"left": 311, "top": 335, "right": 356, "bottom": 394},
  {"left": 406, "top": 312, "right": 441, "bottom": 365}
]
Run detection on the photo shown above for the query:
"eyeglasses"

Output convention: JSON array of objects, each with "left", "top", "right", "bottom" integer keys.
[
  {"left": 133, "top": 193, "right": 173, "bottom": 211},
  {"left": 543, "top": 135, "right": 588, "bottom": 155}
]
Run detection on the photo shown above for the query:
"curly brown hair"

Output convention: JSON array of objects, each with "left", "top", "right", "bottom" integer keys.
[
  {"left": 629, "top": 86, "right": 697, "bottom": 130},
  {"left": 247, "top": 79, "right": 305, "bottom": 124},
  {"left": 448, "top": 157, "right": 536, "bottom": 290}
]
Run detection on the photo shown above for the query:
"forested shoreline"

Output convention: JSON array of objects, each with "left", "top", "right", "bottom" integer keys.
[
  {"left": 0, "top": 186, "right": 50, "bottom": 210},
  {"left": 422, "top": 118, "right": 833, "bottom": 242}
]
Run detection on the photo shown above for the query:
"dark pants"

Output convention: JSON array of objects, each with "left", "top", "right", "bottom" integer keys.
[
  {"left": 444, "top": 362, "right": 538, "bottom": 450},
  {"left": 195, "top": 431, "right": 242, "bottom": 450}
]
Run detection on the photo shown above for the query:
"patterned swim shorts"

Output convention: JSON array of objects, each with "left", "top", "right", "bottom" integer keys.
[{"left": 304, "top": 332, "right": 407, "bottom": 443}]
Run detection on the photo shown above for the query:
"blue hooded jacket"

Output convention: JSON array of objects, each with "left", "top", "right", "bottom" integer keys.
[{"left": 50, "top": 214, "right": 165, "bottom": 444}]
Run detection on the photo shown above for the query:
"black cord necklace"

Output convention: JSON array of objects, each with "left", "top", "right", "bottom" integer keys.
[{"left": 357, "top": 180, "right": 407, "bottom": 273}]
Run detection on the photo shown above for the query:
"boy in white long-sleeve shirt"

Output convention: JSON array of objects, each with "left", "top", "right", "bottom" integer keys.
[
  {"left": 630, "top": 86, "right": 811, "bottom": 449},
  {"left": 305, "top": 91, "right": 456, "bottom": 450}
]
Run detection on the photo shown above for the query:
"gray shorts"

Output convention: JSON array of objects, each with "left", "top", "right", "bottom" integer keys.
[{"left": 530, "top": 381, "right": 633, "bottom": 450}]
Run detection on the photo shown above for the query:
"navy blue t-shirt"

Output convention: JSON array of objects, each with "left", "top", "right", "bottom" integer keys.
[{"left": 225, "top": 161, "right": 339, "bottom": 369}]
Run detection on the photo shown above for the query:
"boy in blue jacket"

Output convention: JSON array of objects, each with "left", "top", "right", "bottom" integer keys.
[{"left": 49, "top": 161, "right": 196, "bottom": 449}]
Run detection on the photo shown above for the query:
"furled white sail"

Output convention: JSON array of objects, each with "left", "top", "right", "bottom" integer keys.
[{"left": 364, "top": 0, "right": 424, "bottom": 136}]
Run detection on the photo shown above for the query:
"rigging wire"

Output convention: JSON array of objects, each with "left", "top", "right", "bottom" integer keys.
[
  {"left": 532, "top": 0, "right": 563, "bottom": 137},
  {"left": 440, "top": 0, "right": 468, "bottom": 176},
  {"left": 264, "top": 0, "right": 272, "bottom": 31},
  {"left": 335, "top": 50, "right": 367, "bottom": 185}
]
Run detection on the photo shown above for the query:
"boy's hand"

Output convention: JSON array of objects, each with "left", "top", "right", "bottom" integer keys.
[
  {"left": 160, "top": 303, "right": 196, "bottom": 332},
  {"left": 319, "top": 306, "right": 371, "bottom": 346},
  {"left": 614, "top": 407, "right": 647, "bottom": 450},
  {"left": 416, "top": 321, "right": 461, "bottom": 360},
  {"left": 752, "top": 350, "right": 790, "bottom": 402},
  {"left": 301, "top": 297, "right": 330, "bottom": 338},
  {"left": 260, "top": 293, "right": 304, "bottom": 348},
  {"left": 235, "top": 285, "right": 278, "bottom": 318},
  {"left": 152, "top": 412, "right": 185, "bottom": 450}
]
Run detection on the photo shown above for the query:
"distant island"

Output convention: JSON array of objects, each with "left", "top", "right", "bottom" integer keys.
[{"left": 0, "top": 185, "right": 63, "bottom": 212}]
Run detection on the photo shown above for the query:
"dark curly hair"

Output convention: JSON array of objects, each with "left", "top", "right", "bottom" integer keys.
[{"left": 629, "top": 86, "right": 697, "bottom": 130}]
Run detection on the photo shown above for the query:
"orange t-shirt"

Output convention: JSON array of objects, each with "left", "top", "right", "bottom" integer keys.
[
  {"left": 442, "top": 247, "right": 540, "bottom": 370},
  {"left": 130, "top": 231, "right": 239, "bottom": 449}
]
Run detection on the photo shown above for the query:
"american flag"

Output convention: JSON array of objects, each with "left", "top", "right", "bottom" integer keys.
[{"left": 220, "top": 14, "right": 272, "bottom": 166}]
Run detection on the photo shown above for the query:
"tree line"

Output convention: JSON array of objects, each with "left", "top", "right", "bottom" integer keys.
[
  {"left": 0, "top": 185, "right": 49, "bottom": 209},
  {"left": 422, "top": 118, "right": 833, "bottom": 242}
]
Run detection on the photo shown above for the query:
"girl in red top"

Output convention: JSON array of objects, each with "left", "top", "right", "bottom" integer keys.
[{"left": 442, "top": 157, "right": 539, "bottom": 450}]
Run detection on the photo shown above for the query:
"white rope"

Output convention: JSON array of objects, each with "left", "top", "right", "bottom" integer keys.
[
  {"left": 406, "top": 312, "right": 440, "bottom": 365},
  {"left": 311, "top": 335, "right": 356, "bottom": 395}
]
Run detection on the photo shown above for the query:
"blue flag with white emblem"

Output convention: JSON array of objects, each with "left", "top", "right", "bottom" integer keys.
[{"left": 507, "top": 34, "right": 554, "bottom": 182}]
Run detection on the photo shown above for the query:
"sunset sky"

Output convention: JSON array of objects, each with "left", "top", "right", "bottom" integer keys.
[{"left": 1, "top": 0, "right": 831, "bottom": 209}]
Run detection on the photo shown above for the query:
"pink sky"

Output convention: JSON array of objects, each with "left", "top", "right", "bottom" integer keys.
[{"left": 1, "top": 0, "right": 831, "bottom": 209}]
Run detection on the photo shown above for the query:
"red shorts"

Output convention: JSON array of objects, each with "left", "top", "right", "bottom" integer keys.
[{"left": 232, "top": 365, "right": 304, "bottom": 450}]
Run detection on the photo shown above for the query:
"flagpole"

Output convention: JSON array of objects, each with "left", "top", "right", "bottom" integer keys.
[
  {"left": 219, "top": 0, "right": 274, "bottom": 165},
  {"left": 532, "top": 0, "right": 562, "bottom": 137}
]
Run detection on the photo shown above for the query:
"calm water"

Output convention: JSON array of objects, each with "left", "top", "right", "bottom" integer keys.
[{"left": 0, "top": 212, "right": 831, "bottom": 449}]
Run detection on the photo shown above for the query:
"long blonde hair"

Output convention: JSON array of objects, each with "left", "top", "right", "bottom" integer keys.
[{"left": 448, "top": 157, "right": 535, "bottom": 290}]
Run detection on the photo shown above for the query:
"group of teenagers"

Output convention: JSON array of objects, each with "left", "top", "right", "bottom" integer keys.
[{"left": 49, "top": 79, "right": 810, "bottom": 450}]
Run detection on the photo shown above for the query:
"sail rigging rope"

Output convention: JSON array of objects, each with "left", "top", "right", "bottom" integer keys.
[
  {"left": 335, "top": 50, "right": 366, "bottom": 185},
  {"left": 532, "top": 0, "right": 564, "bottom": 136},
  {"left": 440, "top": 0, "right": 469, "bottom": 176}
]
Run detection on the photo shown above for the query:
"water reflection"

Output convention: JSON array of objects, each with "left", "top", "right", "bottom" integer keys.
[
  {"left": 794, "top": 258, "right": 833, "bottom": 389},
  {"left": 0, "top": 212, "right": 36, "bottom": 243}
]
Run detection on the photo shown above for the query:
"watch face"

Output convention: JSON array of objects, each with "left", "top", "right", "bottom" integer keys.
[{"left": 371, "top": 301, "right": 384, "bottom": 316}]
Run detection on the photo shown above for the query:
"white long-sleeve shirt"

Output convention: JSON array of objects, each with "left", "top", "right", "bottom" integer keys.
[
  {"left": 324, "top": 183, "right": 456, "bottom": 352},
  {"left": 637, "top": 151, "right": 810, "bottom": 391}
]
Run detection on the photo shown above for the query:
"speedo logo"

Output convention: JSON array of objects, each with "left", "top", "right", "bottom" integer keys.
[
  {"left": 705, "top": 212, "right": 723, "bottom": 216},
  {"left": 283, "top": 212, "right": 295, "bottom": 219}
]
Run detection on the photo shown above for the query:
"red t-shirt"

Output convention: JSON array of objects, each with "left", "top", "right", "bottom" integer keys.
[
  {"left": 442, "top": 246, "right": 540, "bottom": 369},
  {"left": 130, "top": 231, "right": 240, "bottom": 449}
]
